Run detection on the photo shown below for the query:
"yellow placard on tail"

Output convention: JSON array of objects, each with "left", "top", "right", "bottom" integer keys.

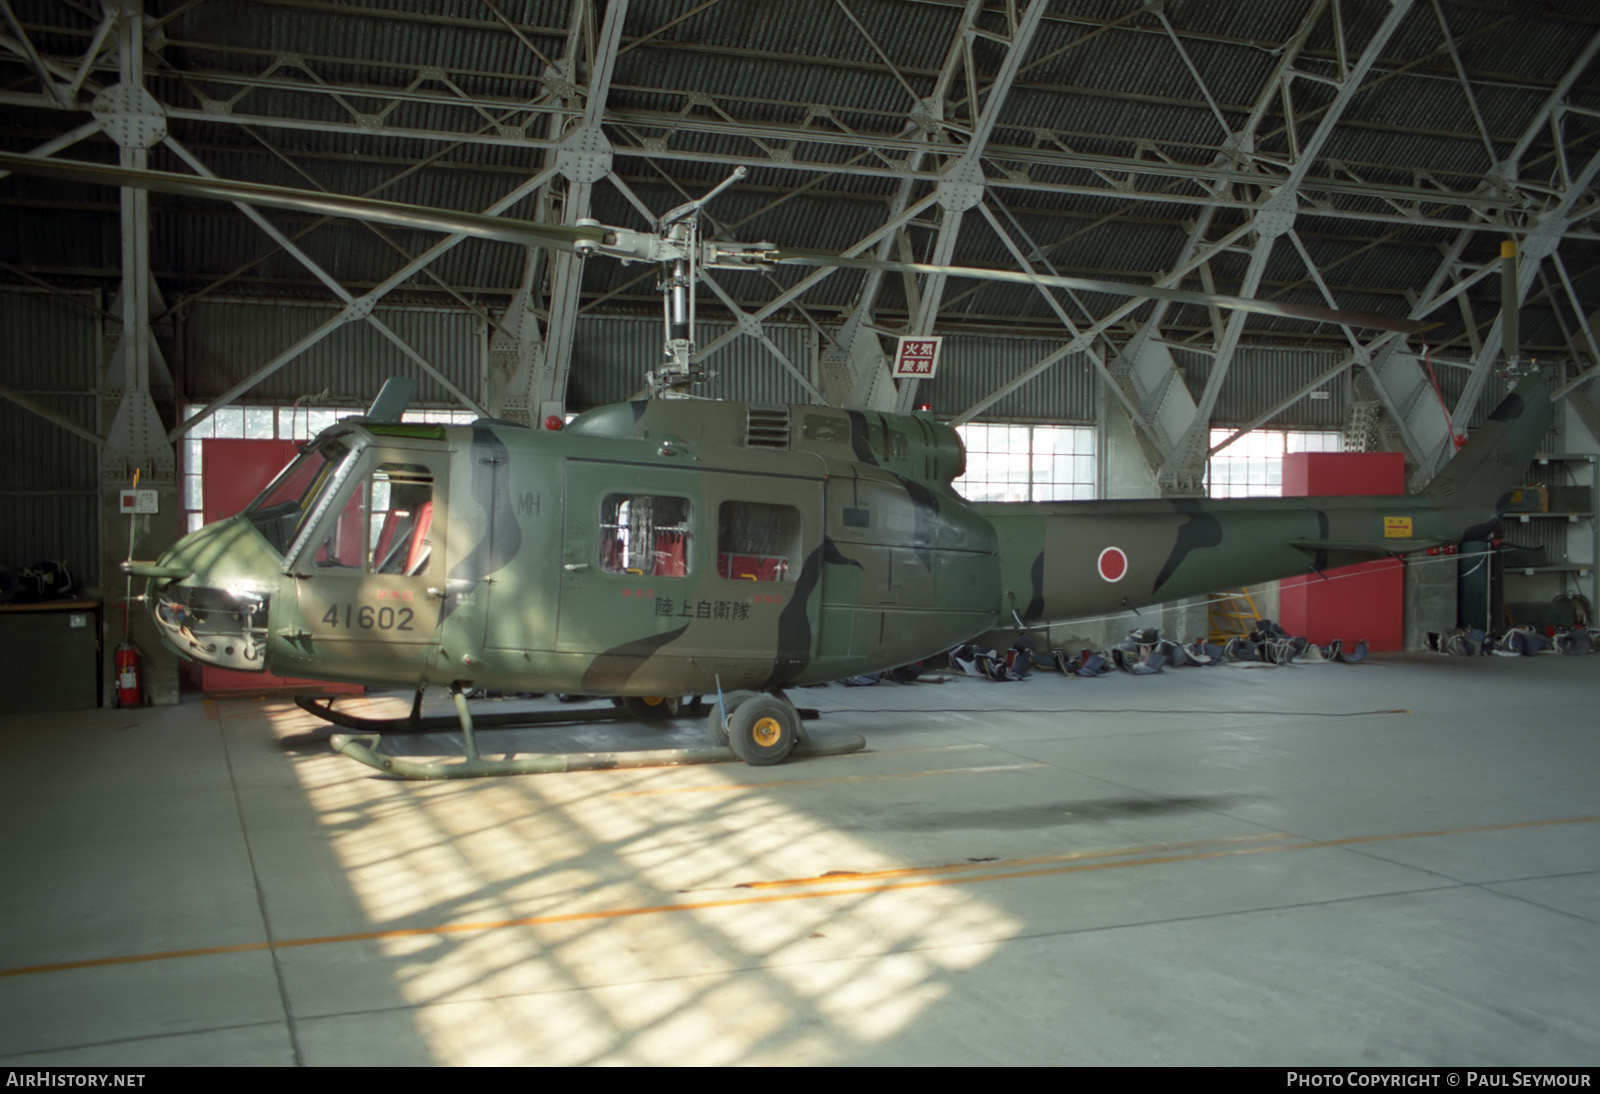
[{"left": 1384, "top": 516, "right": 1413, "bottom": 538}]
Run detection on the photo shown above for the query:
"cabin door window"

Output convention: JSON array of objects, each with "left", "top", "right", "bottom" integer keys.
[
  {"left": 599, "top": 494, "right": 693, "bottom": 577},
  {"left": 717, "top": 501, "right": 801, "bottom": 582},
  {"left": 368, "top": 466, "right": 435, "bottom": 576}
]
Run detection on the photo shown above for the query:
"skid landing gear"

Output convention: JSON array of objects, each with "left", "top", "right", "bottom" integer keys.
[{"left": 316, "top": 687, "right": 857, "bottom": 779}]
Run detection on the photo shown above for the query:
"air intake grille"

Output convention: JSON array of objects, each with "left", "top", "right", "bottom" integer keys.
[{"left": 745, "top": 406, "right": 790, "bottom": 448}]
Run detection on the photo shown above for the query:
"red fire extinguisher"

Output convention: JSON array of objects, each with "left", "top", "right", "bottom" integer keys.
[
  {"left": 116, "top": 641, "right": 141, "bottom": 708},
  {"left": 117, "top": 468, "right": 143, "bottom": 709}
]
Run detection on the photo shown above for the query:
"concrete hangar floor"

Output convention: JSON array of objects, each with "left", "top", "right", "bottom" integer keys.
[{"left": 0, "top": 653, "right": 1596, "bottom": 1067}]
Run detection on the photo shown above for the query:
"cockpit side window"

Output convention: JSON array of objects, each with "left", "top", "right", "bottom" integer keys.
[
  {"left": 310, "top": 461, "right": 436, "bottom": 575},
  {"left": 244, "top": 437, "right": 353, "bottom": 555},
  {"left": 316, "top": 473, "right": 368, "bottom": 569}
]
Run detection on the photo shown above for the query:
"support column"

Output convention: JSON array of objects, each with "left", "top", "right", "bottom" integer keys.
[{"left": 98, "top": 1, "right": 180, "bottom": 705}]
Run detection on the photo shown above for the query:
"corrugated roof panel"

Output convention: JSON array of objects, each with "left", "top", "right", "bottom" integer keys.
[{"left": 5, "top": 0, "right": 1600, "bottom": 383}]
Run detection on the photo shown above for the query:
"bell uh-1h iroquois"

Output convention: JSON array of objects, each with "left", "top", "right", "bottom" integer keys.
[{"left": 0, "top": 153, "right": 1554, "bottom": 772}]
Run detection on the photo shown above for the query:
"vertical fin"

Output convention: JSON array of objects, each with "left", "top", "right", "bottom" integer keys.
[
  {"left": 364, "top": 377, "right": 416, "bottom": 423},
  {"left": 1422, "top": 371, "right": 1551, "bottom": 535}
]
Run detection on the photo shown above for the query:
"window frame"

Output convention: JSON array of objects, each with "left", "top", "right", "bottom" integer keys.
[
  {"left": 952, "top": 421, "right": 1097, "bottom": 502},
  {"left": 1206, "top": 428, "right": 1344, "bottom": 498}
]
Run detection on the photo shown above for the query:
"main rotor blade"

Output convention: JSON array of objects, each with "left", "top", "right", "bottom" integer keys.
[
  {"left": 771, "top": 250, "right": 1429, "bottom": 335},
  {"left": 0, "top": 153, "right": 600, "bottom": 251}
]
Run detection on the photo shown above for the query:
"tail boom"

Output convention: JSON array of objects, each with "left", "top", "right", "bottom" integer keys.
[{"left": 973, "top": 372, "right": 1552, "bottom": 627}]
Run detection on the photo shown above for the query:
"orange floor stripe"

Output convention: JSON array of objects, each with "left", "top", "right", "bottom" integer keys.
[{"left": 3, "top": 813, "right": 1592, "bottom": 980}]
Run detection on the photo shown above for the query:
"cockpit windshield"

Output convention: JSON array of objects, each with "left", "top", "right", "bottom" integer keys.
[{"left": 243, "top": 434, "right": 357, "bottom": 555}]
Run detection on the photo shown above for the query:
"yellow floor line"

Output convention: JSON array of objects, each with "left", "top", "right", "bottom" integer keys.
[
  {"left": 3, "top": 813, "right": 1592, "bottom": 981},
  {"left": 611, "top": 762, "right": 1048, "bottom": 796},
  {"left": 730, "top": 831, "right": 1296, "bottom": 890}
]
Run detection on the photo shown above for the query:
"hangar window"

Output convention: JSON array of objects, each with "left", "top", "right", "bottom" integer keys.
[
  {"left": 952, "top": 423, "right": 1096, "bottom": 502},
  {"left": 1206, "top": 429, "right": 1343, "bottom": 498}
]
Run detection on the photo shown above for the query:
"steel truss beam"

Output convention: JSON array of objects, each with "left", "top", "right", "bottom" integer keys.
[
  {"left": 1155, "top": 0, "right": 1416, "bottom": 493},
  {"left": 812, "top": 0, "right": 992, "bottom": 411},
  {"left": 892, "top": 0, "right": 1050, "bottom": 414},
  {"left": 4, "top": 0, "right": 1599, "bottom": 440},
  {"left": 1085, "top": 0, "right": 1332, "bottom": 484},
  {"left": 1, "top": 13, "right": 1581, "bottom": 230},
  {"left": 1360, "top": 25, "right": 1600, "bottom": 476}
]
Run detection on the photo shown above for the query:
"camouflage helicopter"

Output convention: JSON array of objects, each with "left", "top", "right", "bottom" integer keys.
[{"left": 0, "top": 153, "right": 1554, "bottom": 772}]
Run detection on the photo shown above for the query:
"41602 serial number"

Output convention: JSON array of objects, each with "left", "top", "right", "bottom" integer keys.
[{"left": 320, "top": 604, "right": 415, "bottom": 631}]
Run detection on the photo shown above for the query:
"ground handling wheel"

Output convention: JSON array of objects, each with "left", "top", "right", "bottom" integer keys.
[{"left": 726, "top": 694, "right": 800, "bottom": 766}]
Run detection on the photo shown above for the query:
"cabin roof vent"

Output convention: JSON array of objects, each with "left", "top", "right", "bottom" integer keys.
[{"left": 745, "top": 406, "right": 790, "bottom": 448}]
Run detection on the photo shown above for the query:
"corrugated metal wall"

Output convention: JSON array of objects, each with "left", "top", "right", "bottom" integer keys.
[
  {"left": 1178, "top": 346, "right": 1348, "bottom": 428},
  {"left": 179, "top": 298, "right": 1381, "bottom": 439},
  {"left": 182, "top": 298, "right": 482, "bottom": 406},
  {"left": 922, "top": 333, "right": 1096, "bottom": 422},
  {"left": 569, "top": 316, "right": 817, "bottom": 408},
  {"left": 181, "top": 302, "right": 823, "bottom": 411},
  {"left": 0, "top": 289, "right": 102, "bottom": 585}
]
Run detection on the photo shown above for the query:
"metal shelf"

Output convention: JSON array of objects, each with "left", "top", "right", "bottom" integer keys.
[{"left": 1495, "top": 451, "right": 1597, "bottom": 628}]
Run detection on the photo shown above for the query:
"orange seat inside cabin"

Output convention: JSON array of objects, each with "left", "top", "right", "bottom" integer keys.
[{"left": 716, "top": 553, "right": 786, "bottom": 581}]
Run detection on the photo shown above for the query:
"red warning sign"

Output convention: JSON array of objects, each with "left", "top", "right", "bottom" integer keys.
[{"left": 892, "top": 336, "right": 943, "bottom": 378}]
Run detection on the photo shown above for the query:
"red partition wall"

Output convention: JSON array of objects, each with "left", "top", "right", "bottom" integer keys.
[
  {"left": 198, "top": 439, "right": 360, "bottom": 694},
  {"left": 1279, "top": 451, "right": 1406, "bottom": 651}
]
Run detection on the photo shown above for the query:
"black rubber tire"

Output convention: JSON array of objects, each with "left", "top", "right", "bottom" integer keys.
[
  {"left": 615, "top": 695, "right": 679, "bottom": 722},
  {"left": 726, "top": 695, "right": 799, "bottom": 766},
  {"left": 707, "top": 690, "right": 755, "bottom": 746}
]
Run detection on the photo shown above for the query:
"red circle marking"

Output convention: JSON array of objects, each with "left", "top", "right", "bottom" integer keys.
[{"left": 1098, "top": 546, "right": 1128, "bottom": 582}]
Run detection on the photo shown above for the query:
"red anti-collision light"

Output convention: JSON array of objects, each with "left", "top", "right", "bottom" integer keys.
[{"left": 543, "top": 415, "right": 563, "bottom": 431}]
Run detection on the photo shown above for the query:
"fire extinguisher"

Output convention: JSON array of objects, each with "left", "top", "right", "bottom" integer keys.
[
  {"left": 117, "top": 467, "right": 143, "bottom": 709},
  {"left": 117, "top": 641, "right": 141, "bottom": 708}
]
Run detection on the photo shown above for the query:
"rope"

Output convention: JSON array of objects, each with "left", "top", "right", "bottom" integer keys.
[{"left": 1421, "top": 342, "right": 1466, "bottom": 449}]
